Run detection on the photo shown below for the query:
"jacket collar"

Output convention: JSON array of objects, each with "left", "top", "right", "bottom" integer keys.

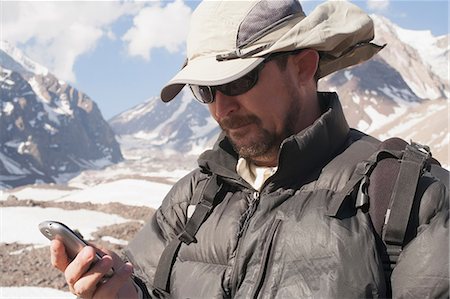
[{"left": 197, "top": 92, "right": 350, "bottom": 186}]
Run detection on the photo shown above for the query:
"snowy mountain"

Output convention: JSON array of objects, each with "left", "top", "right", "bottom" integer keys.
[
  {"left": 109, "top": 89, "right": 220, "bottom": 155},
  {"left": 370, "top": 15, "right": 449, "bottom": 100},
  {"left": 0, "top": 41, "right": 123, "bottom": 189},
  {"left": 109, "top": 16, "right": 448, "bottom": 167}
]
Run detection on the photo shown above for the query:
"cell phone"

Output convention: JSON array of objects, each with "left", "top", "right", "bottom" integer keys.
[{"left": 39, "top": 220, "right": 114, "bottom": 277}]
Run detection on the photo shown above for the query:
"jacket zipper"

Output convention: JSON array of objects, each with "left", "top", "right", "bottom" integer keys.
[{"left": 230, "top": 190, "right": 260, "bottom": 297}]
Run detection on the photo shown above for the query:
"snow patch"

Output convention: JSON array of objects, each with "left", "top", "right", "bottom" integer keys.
[
  {"left": 0, "top": 286, "right": 75, "bottom": 298},
  {"left": 352, "top": 94, "right": 361, "bottom": 104},
  {"left": 378, "top": 84, "right": 416, "bottom": 104},
  {"left": 344, "top": 70, "right": 353, "bottom": 81},
  {"left": 44, "top": 123, "right": 58, "bottom": 134},
  {"left": 1, "top": 206, "right": 129, "bottom": 245},
  {"left": 56, "top": 179, "right": 171, "bottom": 208},
  {"left": 4, "top": 176, "right": 173, "bottom": 209},
  {"left": 2, "top": 101, "right": 14, "bottom": 115},
  {"left": 357, "top": 119, "right": 370, "bottom": 131},
  {"left": 0, "top": 40, "right": 49, "bottom": 76},
  {"left": 101, "top": 236, "right": 128, "bottom": 246}
]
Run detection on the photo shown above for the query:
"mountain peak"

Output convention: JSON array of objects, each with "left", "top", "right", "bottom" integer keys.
[
  {"left": 1, "top": 43, "right": 123, "bottom": 189},
  {"left": 0, "top": 40, "right": 48, "bottom": 77},
  {"left": 371, "top": 15, "right": 449, "bottom": 83}
]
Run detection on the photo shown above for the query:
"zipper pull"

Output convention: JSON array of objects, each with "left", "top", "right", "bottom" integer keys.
[{"left": 252, "top": 191, "right": 260, "bottom": 201}]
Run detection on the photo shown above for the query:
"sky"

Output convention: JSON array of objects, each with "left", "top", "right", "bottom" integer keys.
[{"left": 1, "top": 0, "right": 449, "bottom": 119}]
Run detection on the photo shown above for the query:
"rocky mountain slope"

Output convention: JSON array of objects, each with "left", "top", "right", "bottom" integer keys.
[
  {"left": 0, "top": 41, "right": 123, "bottom": 189},
  {"left": 109, "top": 16, "right": 449, "bottom": 167}
]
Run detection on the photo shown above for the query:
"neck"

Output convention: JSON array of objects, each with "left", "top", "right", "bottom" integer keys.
[{"left": 247, "top": 144, "right": 280, "bottom": 167}]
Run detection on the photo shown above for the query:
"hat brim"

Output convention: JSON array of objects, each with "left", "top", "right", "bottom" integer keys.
[{"left": 160, "top": 55, "right": 264, "bottom": 102}]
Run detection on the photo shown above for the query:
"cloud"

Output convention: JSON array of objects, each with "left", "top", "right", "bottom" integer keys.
[
  {"left": 1, "top": 2, "right": 142, "bottom": 82},
  {"left": 122, "top": 0, "right": 192, "bottom": 60},
  {"left": 367, "top": 0, "right": 390, "bottom": 11}
]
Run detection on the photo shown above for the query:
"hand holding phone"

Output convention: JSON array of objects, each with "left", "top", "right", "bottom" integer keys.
[
  {"left": 39, "top": 220, "right": 114, "bottom": 278},
  {"left": 40, "top": 220, "right": 138, "bottom": 298}
]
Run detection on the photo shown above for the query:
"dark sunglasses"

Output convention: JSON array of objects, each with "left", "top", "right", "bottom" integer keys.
[
  {"left": 189, "top": 62, "right": 265, "bottom": 104},
  {"left": 189, "top": 51, "right": 300, "bottom": 104}
]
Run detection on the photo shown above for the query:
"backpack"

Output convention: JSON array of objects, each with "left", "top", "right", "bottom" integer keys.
[
  {"left": 151, "top": 137, "right": 447, "bottom": 297},
  {"left": 327, "top": 137, "right": 446, "bottom": 296}
]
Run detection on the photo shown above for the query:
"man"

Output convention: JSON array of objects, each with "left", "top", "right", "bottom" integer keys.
[{"left": 50, "top": 0, "right": 449, "bottom": 298}]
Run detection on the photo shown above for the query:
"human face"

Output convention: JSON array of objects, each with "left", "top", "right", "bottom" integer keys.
[{"left": 207, "top": 58, "right": 306, "bottom": 166}]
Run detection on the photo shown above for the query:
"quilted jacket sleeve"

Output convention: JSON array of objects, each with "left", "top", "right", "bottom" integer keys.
[
  {"left": 123, "top": 169, "right": 204, "bottom": 295},
  {"left": 391, "top": 174, "right": 449, "bottom": 298}
]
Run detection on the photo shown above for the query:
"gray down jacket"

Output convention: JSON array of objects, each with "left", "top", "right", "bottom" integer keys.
[{"left": 125, "top": 92, "right": 449, "bottom": 298}]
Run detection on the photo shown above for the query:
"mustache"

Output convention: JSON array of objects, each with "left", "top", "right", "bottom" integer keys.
[{"left": 219, "top": 114, "right": 260, "bottom": 130}]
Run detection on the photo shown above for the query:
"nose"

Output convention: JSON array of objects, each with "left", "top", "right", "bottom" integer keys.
[{"left": 210, "top": 91, "right": 239, "bottom": 120}]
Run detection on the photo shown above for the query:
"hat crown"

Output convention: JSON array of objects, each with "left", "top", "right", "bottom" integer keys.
[
  {"left": 160, "top": 0, "right": 382, "bottom": 102},
  {"left": 187, "top": 0, "right": 305, "bottom": 60}
]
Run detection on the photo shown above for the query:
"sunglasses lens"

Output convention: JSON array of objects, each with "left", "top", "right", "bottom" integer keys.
[
  {"left": 190, "top": 85, "right": 214, "bottom": 103},
  {"left": 189, "top": 63, "right": 262, "bottom": 104},
  {"left": 220, "top": 73, "right": 257, "bottom": 96},
  {"left": 217, "top": 66, "right": 260, "bottom": 96}
]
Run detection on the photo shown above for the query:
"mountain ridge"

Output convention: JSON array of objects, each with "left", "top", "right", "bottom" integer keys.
[{"left": 0, "top": 42, "right": 123, "bottom": 189}]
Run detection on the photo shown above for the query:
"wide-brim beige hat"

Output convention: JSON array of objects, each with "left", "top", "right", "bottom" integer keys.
[{"left": 161, "top": 0, "right": 384, "bottom": 102}]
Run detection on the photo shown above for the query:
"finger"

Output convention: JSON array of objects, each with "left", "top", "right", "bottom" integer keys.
[
  {"left": 65, "top": 246, "right": 97, "bottom": 288},
  {"left": 93, "top": 262, "right": 134, "bottom": 299},
  {"left": 100, "top": 248, "right": 125, "bottom": 270},
  {"left": 50, "top": 239, "right": 69, "bottom": 271},
  {"left": 71, "top": 255, "right": 114, "bottom": 298}
]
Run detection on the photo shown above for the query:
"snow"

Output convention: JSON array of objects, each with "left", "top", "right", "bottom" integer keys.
[
  {"left": 152, "top": 90, "right": 192, "bottom": 138},
  {"left": 384, "top": 112, "right": 428, "bottom": 137},
  {"left": 394, "top": 26, "right": 449, "bottom": 81},
  {"left": 28, "top": 78, "right": 75, "bottom": 122},
  {"left": 28, "top": 78, "right": 61, "bottom": 125},
  {"left": 0, "top": 287, "right": 75, "bottom": 298},
  {"left": 357, "top": 119, "right": 370, "bottom": 131},
  {"left": 2, "top": 179, "right": 171, "bottom": 208},
  {"left": 101, "top": 236, "right": 128, "bottom": 245},
  {"left": 0, "top": 159, "right": 178, "bottom": 295},
  {"left": 43, "top": 123, "right": 58, "bottom": 134},
  {"left": 56, "top": 179, "right": 170, "bottom": 207},
  {"left": 53, "top": 93, "right": 73, "bottom": 116},
  {"left": 403, "top": 77, "right": 441, "bottom": 100},
  {"left": 115, "top": 97, "right": 158, "bottom": 124},
  {"left": 344, "top": 70, "right": 353, "bottom": 81},
  {"left": 2, "top": 101, "right": 14, "bottom": 115},
  {"left": 28, "top": 77, "right": 50, "bottom": 103},
  {"left": 364, "top": 103, "right": 407, "bottom": 133},
  {"left": 435, "top": 132, "right": 450, "bottom": 149},
  {"left": 378, "top": 84, "right": 416, "bottom": 104},
  {"left": 0, "top": 40, "right": 49, "bottom": 76},
  {"left": 1, "top": 206, "right": 129, "bottom": 245},
  {"left": 190, "top": 115, "right": 218, "bottom": 138},
  {"left": 0, "top": 186, "right": 75, "bottom": 202},
  {"left": 0, "top": 67, "right": 13, "bottom": 81},
  {"left": 189, "top": 137, "right": 212, "bottom": 155},
  {"left": 372, "top": 14, "right": 449, "bottom": 82}
]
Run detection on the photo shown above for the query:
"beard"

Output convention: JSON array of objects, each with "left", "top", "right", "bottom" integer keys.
[{"left": 219, "top": 98, "right": 300, "bottom": 163}]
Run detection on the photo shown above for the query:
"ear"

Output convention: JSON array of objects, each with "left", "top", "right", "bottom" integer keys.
[{"left": 291, "top": 49, "right": 319, "bottom": 84}]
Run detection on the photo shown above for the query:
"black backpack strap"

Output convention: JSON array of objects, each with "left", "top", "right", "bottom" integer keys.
[
  {"left": 327, "top": 148, "right": 401, "bottom": 217},
  {"left": 382, "top": 142, "right": 430, "bottom": 266},
  {"left": 153, "top": 173, "right": 223, "bottom": 295}
]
